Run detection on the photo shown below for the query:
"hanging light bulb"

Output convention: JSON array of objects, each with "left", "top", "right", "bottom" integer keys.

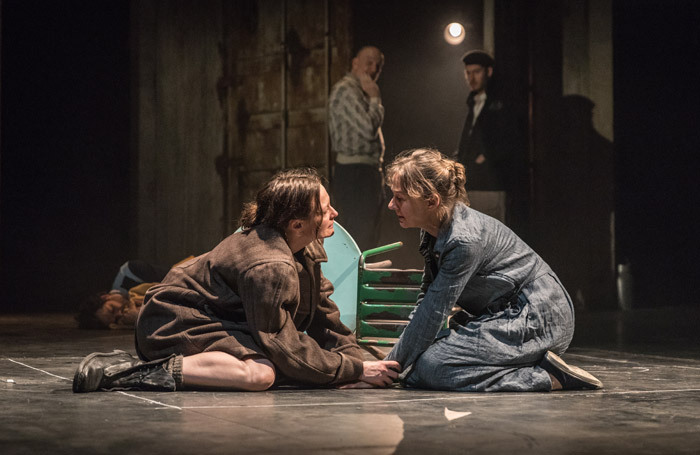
[{"left": 444, "top": 22, "right": 465, "bottom": 45}]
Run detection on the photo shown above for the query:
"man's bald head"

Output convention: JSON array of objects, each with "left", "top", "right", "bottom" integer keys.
[{"left": 351, "top": 46, "right": 384, "bottom": 81}]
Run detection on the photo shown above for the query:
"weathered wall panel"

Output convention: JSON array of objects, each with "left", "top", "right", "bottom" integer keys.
[
  {"left": 287, "top": 108, "right": 326, "bottom": 169},
  {"left": 132, "top": 0, "right": 158, "bottom": 262},
  {"left": 286, "top": 2, "right": 327, "bottom": 109},
  {"left": 134, "top": 0, "right": 224, "bottom": 265},
  {"left": 224, "top": 0, "right": 351, "bottom": 229},
  {"left": 134, "top": 0, "right": 352, "bottom": 259},
  {"left": 329, "top": 1, "right": 353, "bottom": 87}
]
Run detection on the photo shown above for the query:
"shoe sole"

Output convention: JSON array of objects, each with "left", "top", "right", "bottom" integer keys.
[
  {"left": 545, "top": 351, "right": 603, "bottom": 389},
  {"left": 72, "top": 350, "right": 129, "bottom": 393}
]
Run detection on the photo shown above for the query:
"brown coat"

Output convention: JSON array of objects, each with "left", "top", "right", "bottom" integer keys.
[{"left": 135, "top": 226, "right": 365, "bottom": 386}]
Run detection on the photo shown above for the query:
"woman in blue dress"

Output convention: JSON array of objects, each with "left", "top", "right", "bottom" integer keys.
[{"left": 383, "top": 148, "right": 602, "bottom": 392}]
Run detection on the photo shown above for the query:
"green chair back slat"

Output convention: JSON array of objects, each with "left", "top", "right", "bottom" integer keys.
[
  {"left": 358, "top": 287, "right": 420, "bottom": 302},
  {"left": 357, "top": 320, "right": 409, "bottom": 338},
  {"left": 357, "top": 338, "right": 397, "bottom": 347},
  {"left": 358, "top": 302, "right": 416, "bottom": 320},
  {"left": 360, "top": 268, "right": 423, "bottom": 286},
  {"left": 355, "top": 242, "right": 424, "bottom": 347}
]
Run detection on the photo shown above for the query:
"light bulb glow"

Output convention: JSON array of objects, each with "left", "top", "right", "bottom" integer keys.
[{"left": 443, "top": 22, "right": 465, "bottom": 45}]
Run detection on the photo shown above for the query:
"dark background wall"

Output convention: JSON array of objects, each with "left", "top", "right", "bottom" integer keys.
[
  {"left": 613, "top": 0, "right": 700, "bottom": 307},
  {"left": 1, "top": 0, "right": 699, "bottom": 313},
  {"left": 1, "top": 0, "right": 132, "bottom": 312}
]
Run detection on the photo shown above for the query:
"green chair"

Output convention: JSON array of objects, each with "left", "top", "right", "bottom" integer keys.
[{"left": 355, "top": 242, "right": 423, "bottom": 348}]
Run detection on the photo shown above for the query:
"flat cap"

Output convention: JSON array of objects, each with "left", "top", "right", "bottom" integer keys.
[{"left": 461, "top": 50, "right": 494, "bottom": 67}]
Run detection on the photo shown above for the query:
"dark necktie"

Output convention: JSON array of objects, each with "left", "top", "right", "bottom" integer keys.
[
  {"left": 457, "top": 92, "right": 477, "bottom": 164},
  {"left": 465, "top": 92, "right": 476, "bottom": 137}
]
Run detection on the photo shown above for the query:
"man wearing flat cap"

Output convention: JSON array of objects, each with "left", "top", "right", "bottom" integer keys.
[{"left": 457, "top": 50, "right": 518, "bottom": 224}]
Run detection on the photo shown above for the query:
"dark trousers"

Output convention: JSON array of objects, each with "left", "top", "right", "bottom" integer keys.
[{"left": 331, "top": 163, "right": 385, "bottom": 252}]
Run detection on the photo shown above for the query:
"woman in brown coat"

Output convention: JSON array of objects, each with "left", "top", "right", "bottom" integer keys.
[{"left": 73, "top": 168, "right": 399, "bottom": 392}]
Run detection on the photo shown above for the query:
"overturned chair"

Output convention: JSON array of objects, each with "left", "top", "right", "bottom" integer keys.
[
  {"left": 320, "top": 223, "right": 422, "bottom": 359},
  {"left": 355, "top": 242, "right": 422, "bottom": 349}
]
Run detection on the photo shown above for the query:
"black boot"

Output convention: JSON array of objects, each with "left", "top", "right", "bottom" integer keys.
[{"left": 73, "top": 350, "right": 181, "bottom": 393}]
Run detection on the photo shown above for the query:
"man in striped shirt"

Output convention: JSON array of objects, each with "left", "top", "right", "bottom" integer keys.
[{"left": 328, "top": 46, "right": 385, "bottom": 252}]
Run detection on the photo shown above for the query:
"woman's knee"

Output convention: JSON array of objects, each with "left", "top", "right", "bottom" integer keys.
[
  {"left": 245, "top": 358, "right": 276, "bottom": 391},
  {"left": 405, "top": 353, "right": 442, "bottom": 389}
]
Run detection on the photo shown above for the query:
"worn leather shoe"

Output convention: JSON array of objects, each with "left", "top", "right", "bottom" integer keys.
[
  {"left": 540, "top": 351, "right": 603, "bottom": 390},
  {"left": 73, "top": 350, "right": 142, "bottom": 393}
]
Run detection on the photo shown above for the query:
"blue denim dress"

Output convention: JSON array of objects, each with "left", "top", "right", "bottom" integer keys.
[{"left": 385, "top": 203, "right": 574, "bottom": 392}]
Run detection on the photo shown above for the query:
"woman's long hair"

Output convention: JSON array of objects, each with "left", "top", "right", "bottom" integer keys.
[
  {"left": 386, "top": 148, "right": 469, "bottom": 226},
  {"left": 239, "top": 167, "right": 322, "bottom": 234}
]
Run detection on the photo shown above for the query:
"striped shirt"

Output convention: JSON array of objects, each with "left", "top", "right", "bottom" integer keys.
[{"left": 328, "top": 73, "right": 385, "bottom": 166}]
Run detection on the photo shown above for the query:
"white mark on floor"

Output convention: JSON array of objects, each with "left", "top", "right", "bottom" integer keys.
[
  {"left": 117, "top": 391, "right": 182, "bottom": 410},
  {"left": 6, "top": 358, "right": 69, "bottom": 380},
  {"left": 632, "top": 367, "right": 650, "bottom": 372},
  {"left": 668, "top": 365, "right": 700, "bottom": 371},
  {"left": 444, "top": 407, "right": 472, "bottom": 421}
]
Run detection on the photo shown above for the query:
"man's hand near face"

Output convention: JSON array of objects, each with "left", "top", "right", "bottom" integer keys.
[{"left": 358, "top": 71, "right": 380, "bottom": 98}]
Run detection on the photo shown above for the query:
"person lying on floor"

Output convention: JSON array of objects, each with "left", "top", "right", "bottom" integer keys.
[
  {"left": 382, "top": 148, "right": 603, "bottom": 392},
  {"left": 73, "top": 167, "right": 400, "bottom": 392},
  {"left": 76, "top": 259, "right": 192, "bottom": 329},
  {"left": 76, "top": 285, "right": 149, "bottom": 330}
]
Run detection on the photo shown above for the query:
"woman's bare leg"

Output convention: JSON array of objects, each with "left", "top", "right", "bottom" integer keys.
[{"left": 182, "top": 351, "right": 275, "bottom": 391}]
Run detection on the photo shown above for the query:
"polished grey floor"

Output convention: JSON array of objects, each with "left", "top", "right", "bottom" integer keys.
[{"left": 2, "top": 308, "right": 699, "bottom": 454}]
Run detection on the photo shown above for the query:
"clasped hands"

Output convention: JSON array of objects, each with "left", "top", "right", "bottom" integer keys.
[{"left": 338, "top": 360, "right": 401, "bottom": 389}]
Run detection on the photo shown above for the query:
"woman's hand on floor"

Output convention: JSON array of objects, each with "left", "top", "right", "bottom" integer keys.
[{"left": 359, "top": 360, "right": 401, "bottom": 387}]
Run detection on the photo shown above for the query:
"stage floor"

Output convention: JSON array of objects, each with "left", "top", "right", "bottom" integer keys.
[{"left": 2, "top": 308, "right": 699, "bottom": 454}]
